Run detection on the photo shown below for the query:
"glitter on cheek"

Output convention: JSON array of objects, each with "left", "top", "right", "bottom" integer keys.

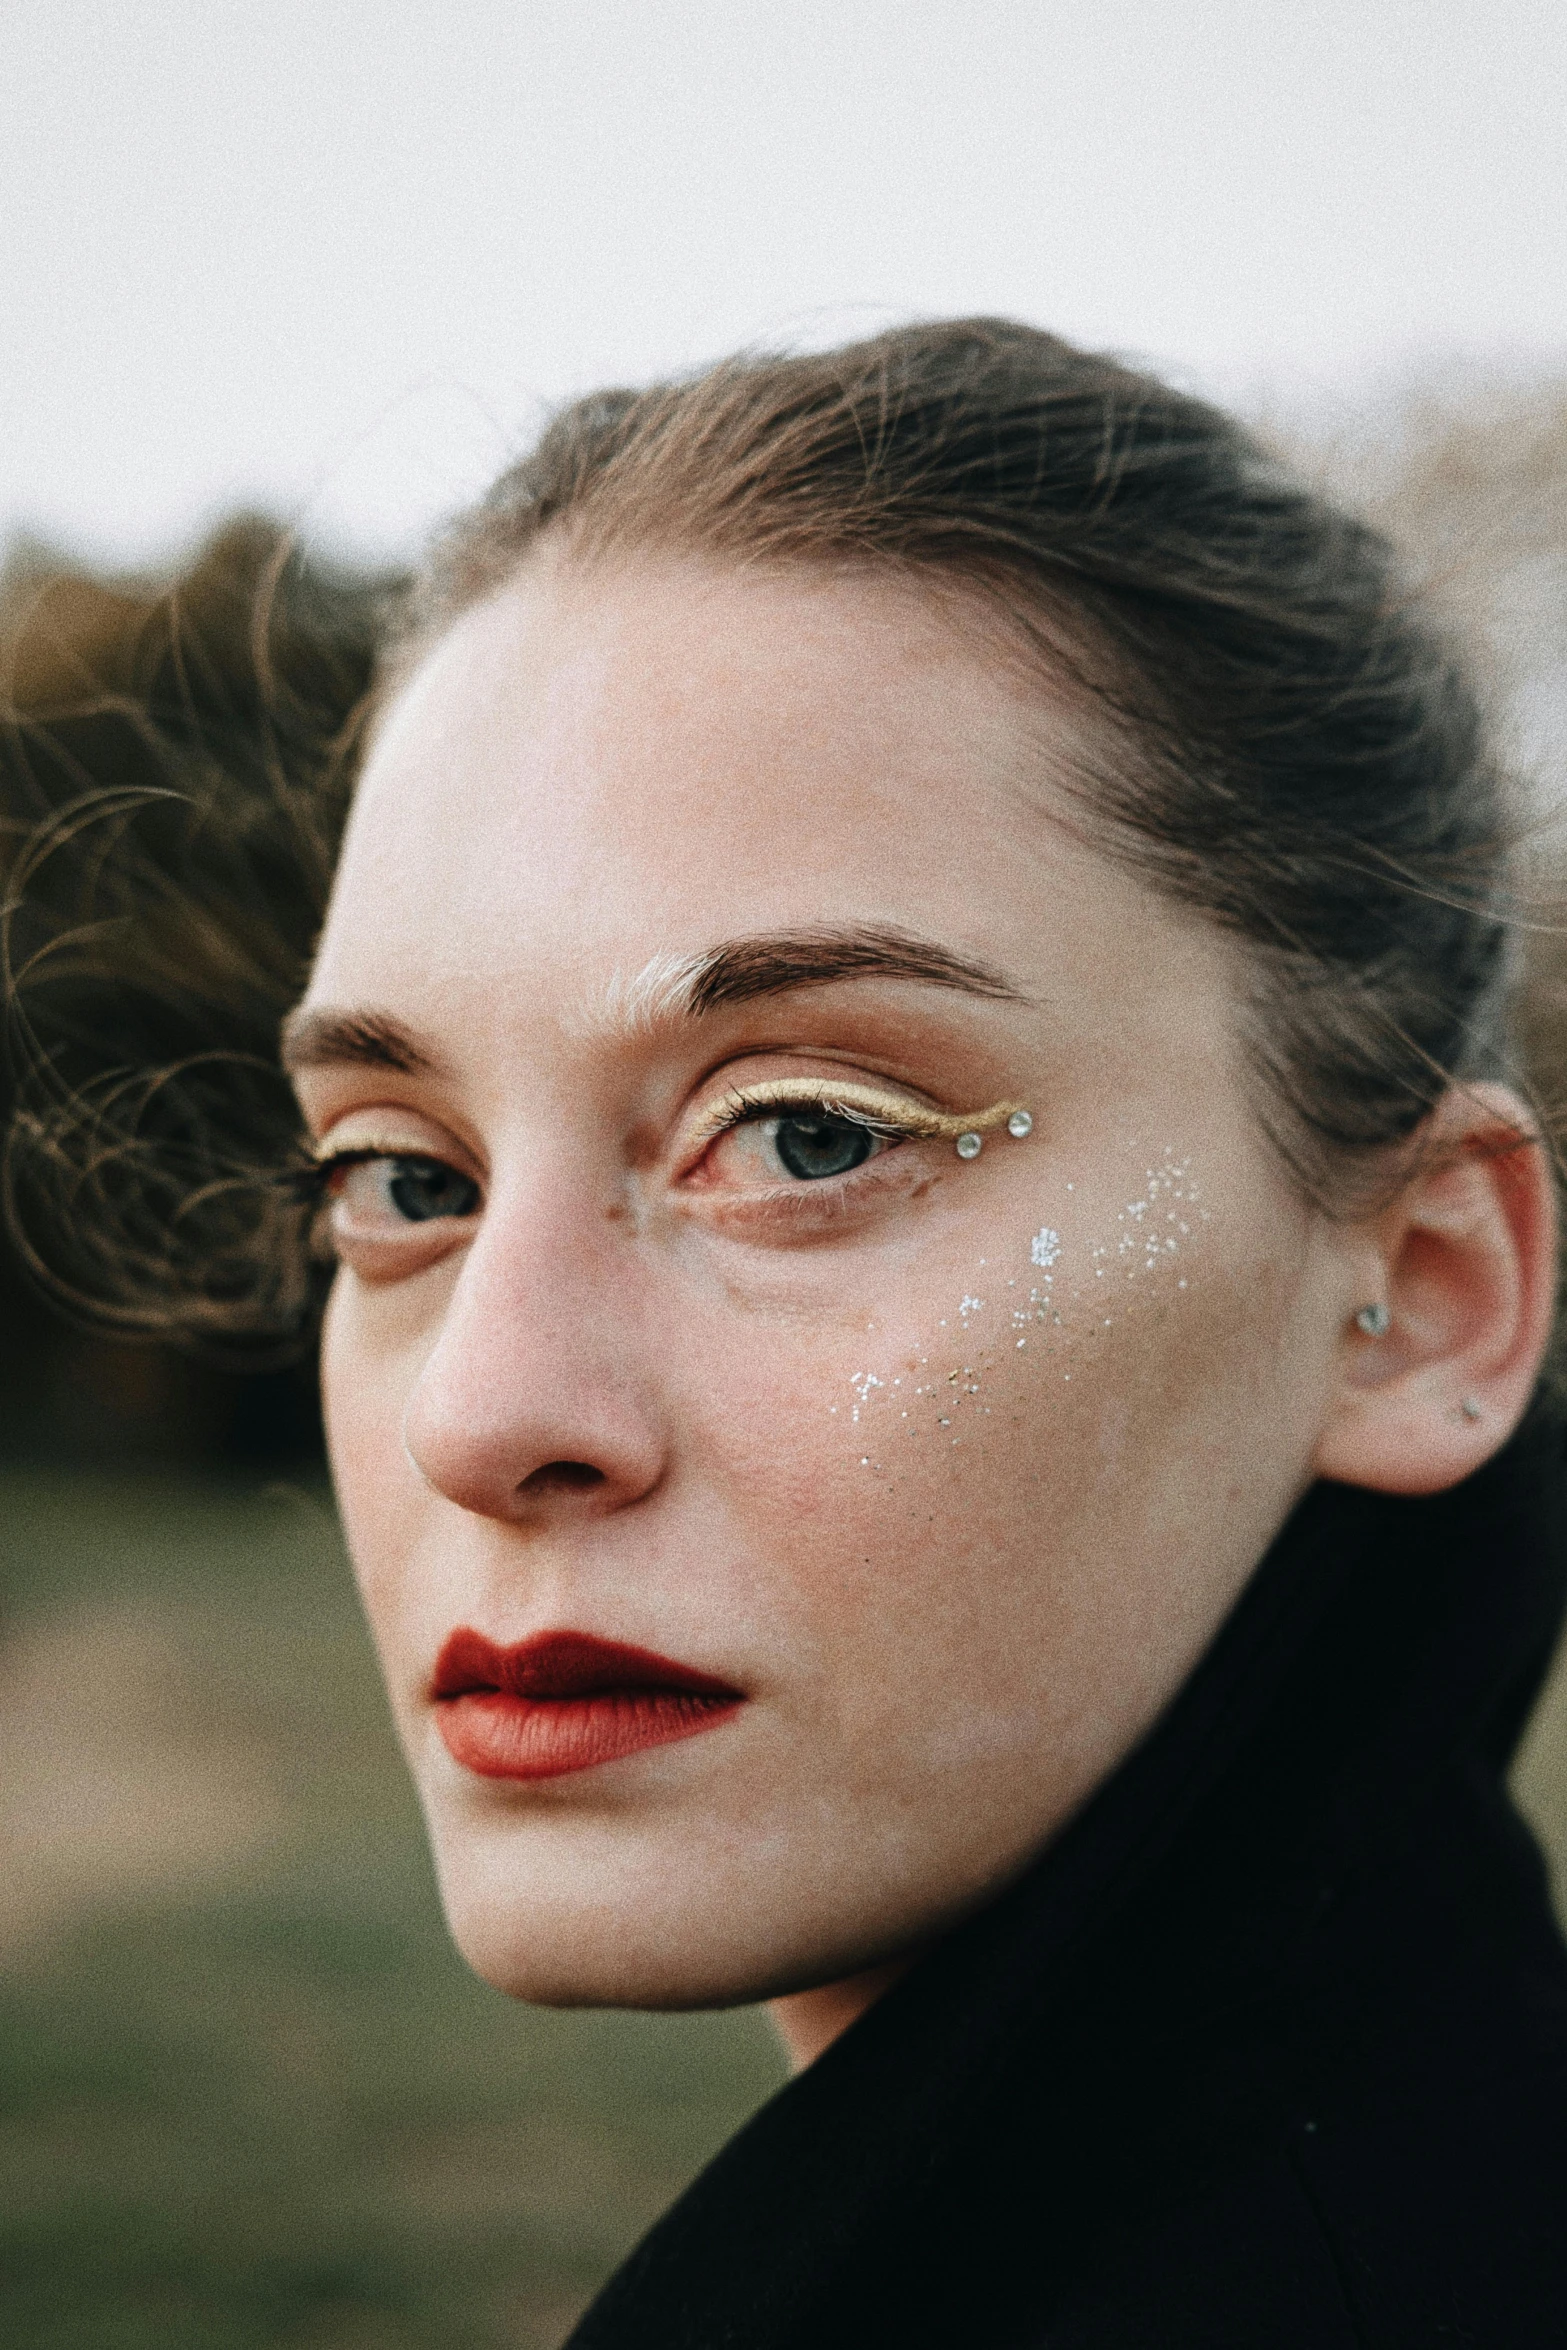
[
  {"left": 837, "top": 1187, "right": 1195, "bottom": 1454},
  {"left": 1010, "top": 1219, "right": 1066, "bottom": 1339},
  {"left": 1003, "top": 1151, "right": 1207, "bottom": 1375},
  {"left": 1090, "top": 1151, "right": 1212, "bottom": 1288}
]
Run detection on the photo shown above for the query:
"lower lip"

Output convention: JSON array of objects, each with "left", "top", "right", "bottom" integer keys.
[{"left": 436, "top": 1688, "right": 743, "bottom": 1780}]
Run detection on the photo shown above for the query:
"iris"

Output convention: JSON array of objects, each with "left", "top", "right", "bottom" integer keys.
[
  {"left": 388, "top": 1157, "right": 482, "bottom": 1221},
  {"left": 771, "top": 1114, "right": 875, "bottom": 1182}
]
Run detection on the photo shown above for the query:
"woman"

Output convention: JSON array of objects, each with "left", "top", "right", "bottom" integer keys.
[{"left": 11, "top": 320, "right": 1567, "bottom": 2344}]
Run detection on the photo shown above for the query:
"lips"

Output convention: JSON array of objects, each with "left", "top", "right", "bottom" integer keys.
[{"left": 431, "top": 1627, "right": 745, "bottom": 1781}]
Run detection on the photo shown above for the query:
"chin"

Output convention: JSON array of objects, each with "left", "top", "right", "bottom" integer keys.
[
  {"left": 422, "top": 1808, "right": 943, "bottom": 2014},
  {"left": 450, "top": 1926, "right": 771, "bottom": 2012},
  {"left": 435, "top": 1884, "right": 792, "bottom": 2012}
]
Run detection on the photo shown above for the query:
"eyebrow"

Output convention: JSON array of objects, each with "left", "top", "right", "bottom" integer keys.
[
  {"left": 282, "top": 924, "right": 1023, "bottom": 1074},
  {"left": 682, "top": 924, "right": 1022, "bottom": 1015},
  {"left": 280, "top": 1007, "right": 442, "bottom": 1077}
]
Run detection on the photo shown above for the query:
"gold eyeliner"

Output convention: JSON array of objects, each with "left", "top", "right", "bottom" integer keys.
[{"left": 695, "top": 1080, "right": 1032, "bottom": 1154}]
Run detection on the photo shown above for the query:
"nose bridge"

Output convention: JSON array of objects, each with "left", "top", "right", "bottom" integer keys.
[{"left": 402, "top": 1167, "right": 665, "bottom": 1521}]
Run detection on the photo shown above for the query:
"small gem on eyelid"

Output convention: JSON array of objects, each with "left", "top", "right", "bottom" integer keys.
[
  {"left": 955, "top": 1132, "right": 983, "bottom": 1159},
  {"left": 1007, "top": 1110, "right": 1033, "bottom": 1138}
]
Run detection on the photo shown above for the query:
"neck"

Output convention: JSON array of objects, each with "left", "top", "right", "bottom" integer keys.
[{"left": 768, "top": 1956, "right": 919, "bottom": 2071}]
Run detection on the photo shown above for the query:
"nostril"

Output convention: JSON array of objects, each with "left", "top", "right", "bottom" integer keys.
[{"left": 517, "top": 1460, "right": 608, "bottom": 1499}]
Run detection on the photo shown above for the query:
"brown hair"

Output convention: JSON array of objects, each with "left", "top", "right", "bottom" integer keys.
[
  {"left": 0, "top": 519, "right": 386, "bottom": 1354},
  {"left": 0, "top": 321, "right": 1551, "bottom": 1355}
]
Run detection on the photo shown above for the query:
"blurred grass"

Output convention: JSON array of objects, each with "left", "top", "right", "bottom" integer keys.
[
  {"left": 0, "top": 1474, "right": 786, "bottom": 2349},
  {"left": 2, "top": 1473, "right": 1565, "bottom": 2350}
]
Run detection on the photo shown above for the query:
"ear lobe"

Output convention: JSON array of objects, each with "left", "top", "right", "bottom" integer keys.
[{"left": 1311, "top": 1085, "right": 1558, "bottom": 1498}]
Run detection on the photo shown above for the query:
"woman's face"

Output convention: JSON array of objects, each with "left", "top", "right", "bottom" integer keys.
[{"left": 294, "top": 551, "right": 1357, "bottom": 2007}]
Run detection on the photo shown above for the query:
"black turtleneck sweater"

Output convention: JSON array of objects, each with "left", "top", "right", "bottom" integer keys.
[{"left": 566, "top": 1423, "right": 1567, "bottom": 2348}]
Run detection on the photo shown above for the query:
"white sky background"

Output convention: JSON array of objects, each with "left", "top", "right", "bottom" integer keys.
[{"left": 1, "top": 0, "right": 1564, "bottom": 571}]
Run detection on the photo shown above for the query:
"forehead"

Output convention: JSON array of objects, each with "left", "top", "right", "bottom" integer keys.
[{"left": 313, "top": 553, "right": 1194, "bottom": 1021}]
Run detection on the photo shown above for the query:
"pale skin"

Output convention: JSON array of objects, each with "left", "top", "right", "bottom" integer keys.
[{"left": 289, "top": 550, "right": 1557, "bottom": 2073}]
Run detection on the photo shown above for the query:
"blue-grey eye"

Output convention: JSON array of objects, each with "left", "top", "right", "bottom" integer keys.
[
  {"left": 386, "top": 1156, "right": 481, "bottom": 1222},
  {"left": 772, "top": 1114, "right": 875, "bottom": 1182}
]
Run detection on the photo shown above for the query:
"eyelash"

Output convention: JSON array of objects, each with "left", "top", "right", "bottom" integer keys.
[
  {"left": 696, "top": 1087, "right": 931, "bottom": 1151},
  {"left": 294, "top": 1145, "right": 388, "bottom": 1200},
  {"left": 298, "top": 1088, "right": 934, "bottom": 1212},
  {"left": 293, "top": 1145, "right": 477, "bottom": 1213}
]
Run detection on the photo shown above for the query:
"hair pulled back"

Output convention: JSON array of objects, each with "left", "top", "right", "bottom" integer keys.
[
  {"left": 0, "top": 319, "right": 1535, "bottom": 1354},
  {"left": 417, "top": 318, "right": 1516, "bottom": 1200}
]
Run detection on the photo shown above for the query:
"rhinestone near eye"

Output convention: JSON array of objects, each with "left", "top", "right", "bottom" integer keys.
[
  {"left": 1007, "top": 1110, "right": 1033, "bottom": 1138},
  {"left": 955, "top": 1132, "right": 983, "bottom": 1160}
]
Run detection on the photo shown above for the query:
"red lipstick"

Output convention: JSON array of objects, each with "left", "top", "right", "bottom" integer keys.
[{"left": 431, "top": 1628, "right": 744, "bottom": 1781}]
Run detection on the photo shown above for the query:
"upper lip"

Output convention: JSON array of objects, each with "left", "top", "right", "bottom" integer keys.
[{"left": 431, "top": 1627, "right": 745, "bottom": 1703}]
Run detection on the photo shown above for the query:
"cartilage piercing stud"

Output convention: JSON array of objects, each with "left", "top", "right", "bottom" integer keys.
[
  {"left": 955, "top": 1131, "right": 983, "bottom": 1160},
  {"left": 1355, "top": 1303, "right": 1391, "bottom": 1338},
  {"left": 1461, "top": 1396, "right": 1483, "bottom": 1422}
]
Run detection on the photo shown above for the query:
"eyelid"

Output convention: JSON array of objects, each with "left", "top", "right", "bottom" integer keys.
[
  {"left": 687, "top": 1078, "right": 1029, "bottom": 1152},
  {"left": 309, "top": 1136, "right": 441, "bottom": 1166},
  {"left": 299, "top": 1138, "right": 485, "bottom": 1217},
  {"left": 308, "top": 1114, "right": 483, "bottom": 1174}
]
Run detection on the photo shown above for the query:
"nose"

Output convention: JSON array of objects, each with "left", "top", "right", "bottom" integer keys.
[{"left": 400, "top": 1189, "right": 668, "bottom": 1526}]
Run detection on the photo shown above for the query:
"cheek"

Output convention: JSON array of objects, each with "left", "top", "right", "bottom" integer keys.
[
  {"left": 318, "top": 1278, "right": 428, "bottom": 1674},
  {"left": 676, "top": 1190, "right": 1309, "bottom": 1761},
  {"left": 319, "top": 1277, "right": 384, "bottom": 1522}
]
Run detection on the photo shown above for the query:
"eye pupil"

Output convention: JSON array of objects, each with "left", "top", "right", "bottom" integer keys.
[
  {"left": 387, "top": 1157, "right": 480, "bottom": 1222},
  {"left": 773, "top": 1115, "right": 874, "bottom": 1182}
]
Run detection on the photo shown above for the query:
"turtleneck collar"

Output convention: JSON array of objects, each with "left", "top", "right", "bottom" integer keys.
[{"left": 567, "top": 1422, "right": 1567, "bottom": 2348}]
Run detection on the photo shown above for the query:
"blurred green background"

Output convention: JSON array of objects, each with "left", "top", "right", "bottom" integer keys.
[
  {"left": 0, "top": 1473, "right": 787, "bottom": 2349},
  {"left": 0, "top": 527, "right": 787, "bottom": 2348},
  {"left": 1, "top": 1468, "right": 1563, "bottom": 2350},
  {"left": 2, "top": 388, "right": 1566, "bottom": 2346}
]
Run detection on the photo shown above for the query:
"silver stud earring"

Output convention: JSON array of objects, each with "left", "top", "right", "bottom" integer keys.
[
  {"left": 1355, "top": 1302, "right": 1391, "bottom": 1338},
  {"left": 954, "top": 1131, "right": 983, "bottom": 1160},
  {"left": 1460, "top": 1396, "right": 1483, "bottom": 1423}
]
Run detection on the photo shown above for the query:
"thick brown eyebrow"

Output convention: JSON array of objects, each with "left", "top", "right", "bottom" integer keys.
[
  {"left": 280, "top": 1007, "right": 442, "bottom": 1077},
  {"left": 683, "top": 924, "right": 1022, "bottom": 1014},
  {"left": 282, "top": 926, "right": 1022, "bottom": 1076}
]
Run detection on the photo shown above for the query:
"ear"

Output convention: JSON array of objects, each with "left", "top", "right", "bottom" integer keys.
[{"left": 1312, "top": 1084, "right": 1559, "bottom": 1497}]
